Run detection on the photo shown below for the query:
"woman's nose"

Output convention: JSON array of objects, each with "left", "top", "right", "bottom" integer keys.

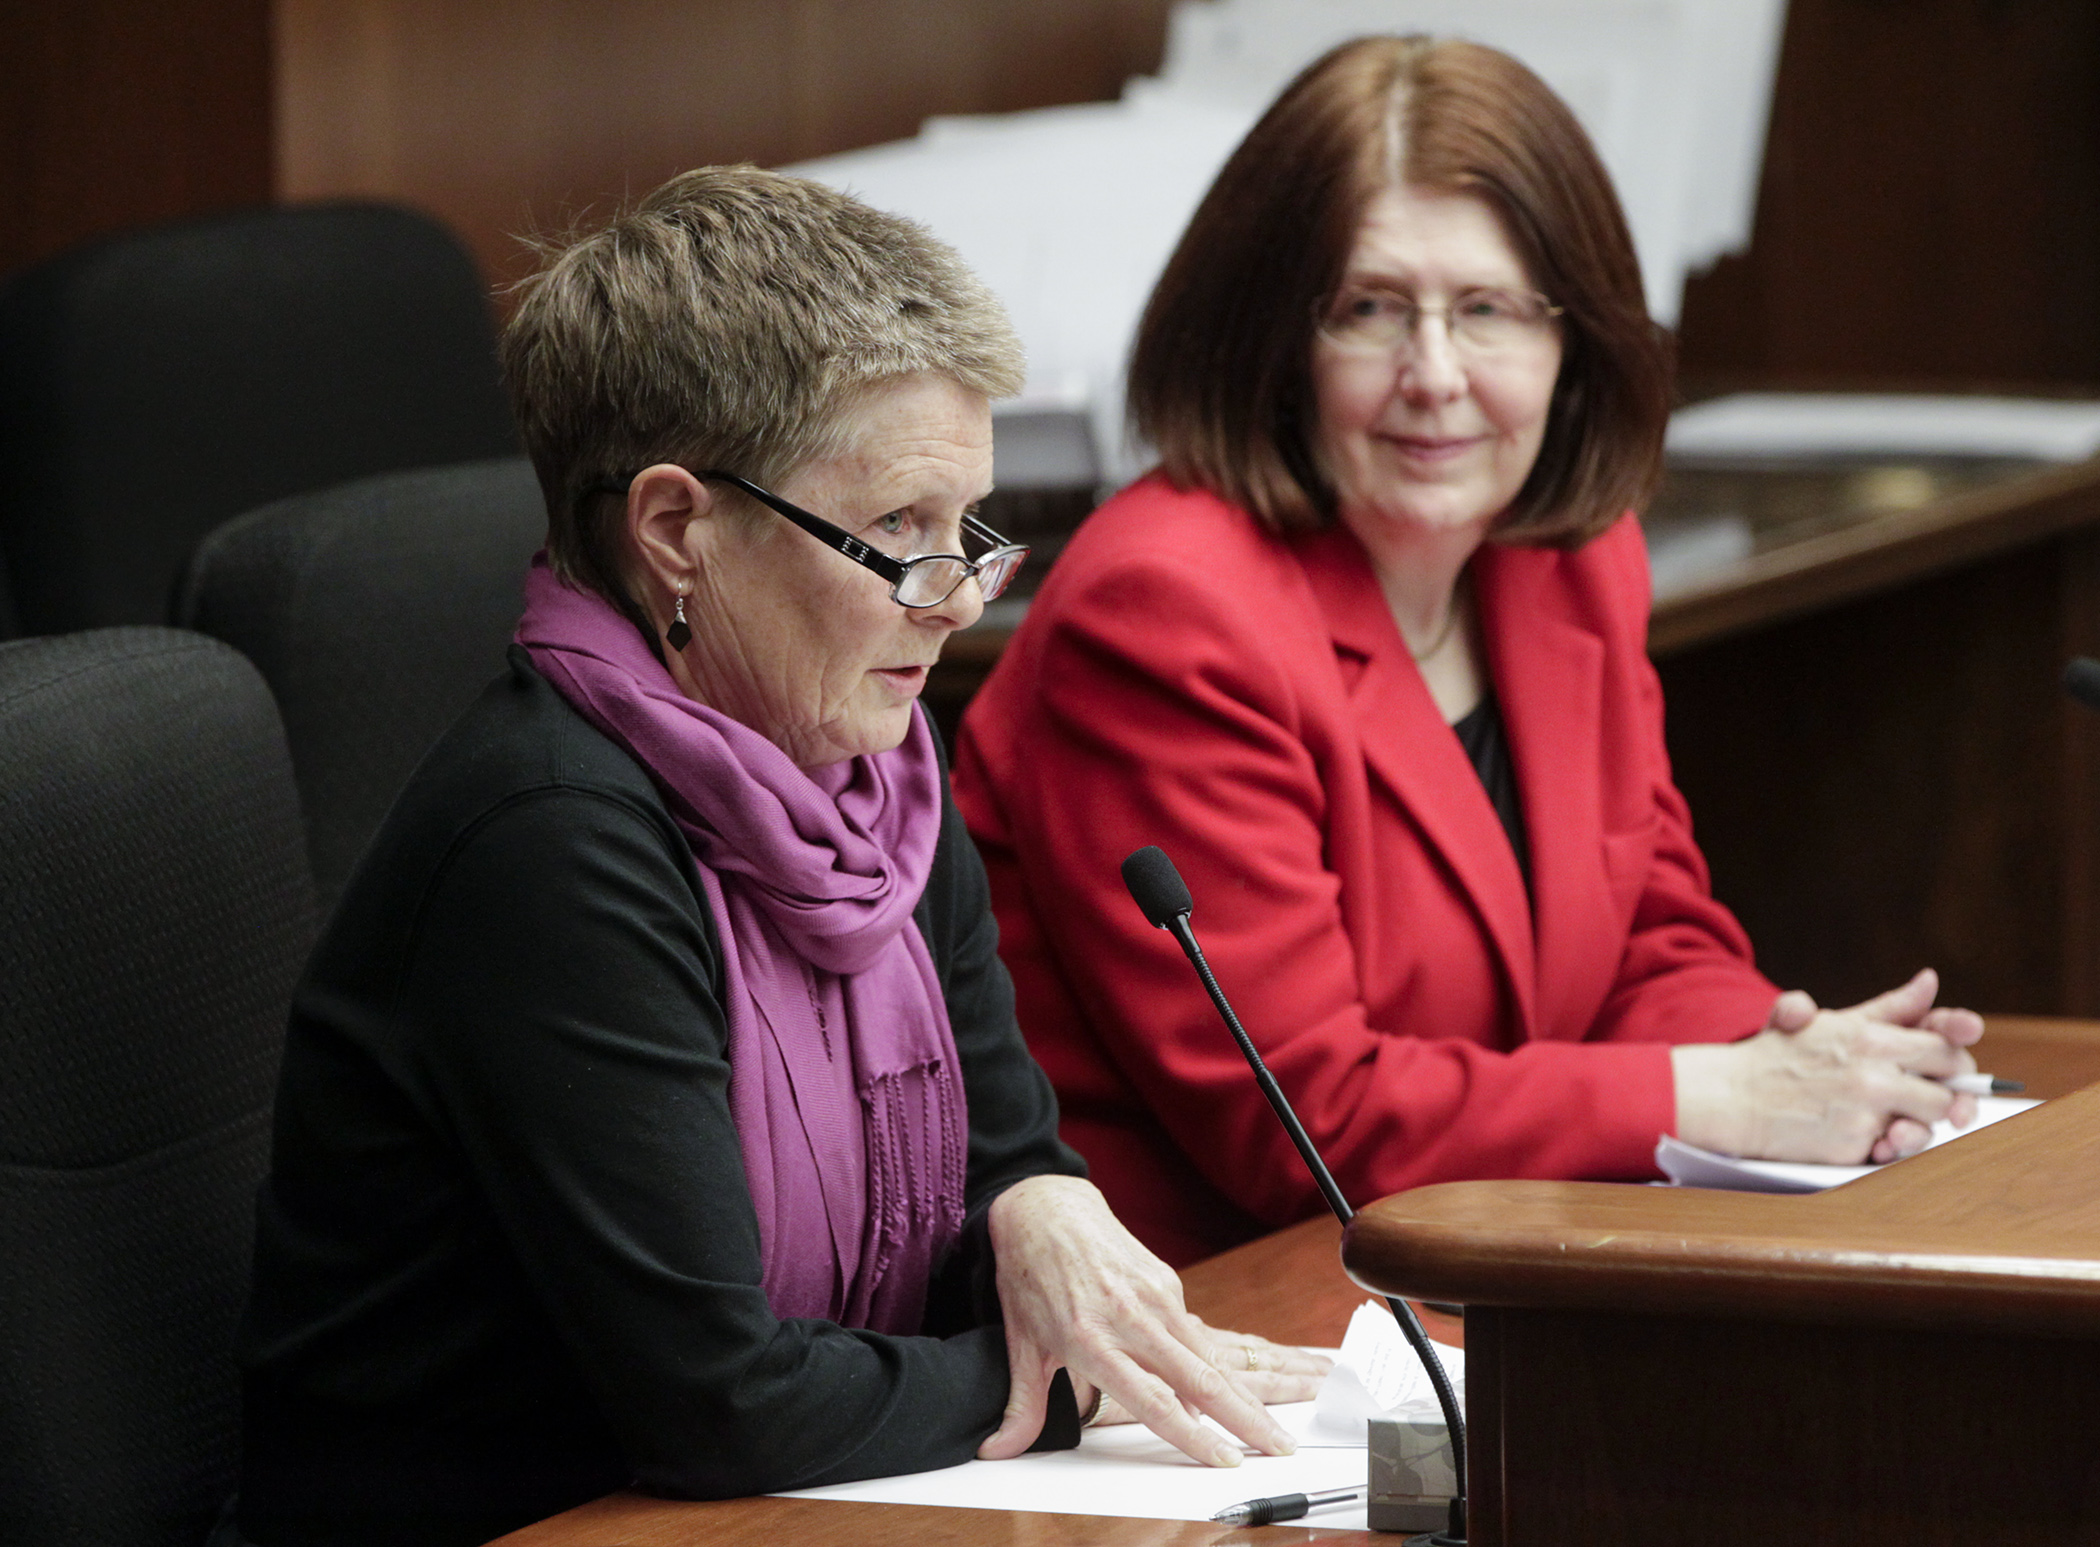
[
  {"left": 1397, "top": 316, "right": 1469, "bottom": 402},
  {"left": 918, "top": 571, "right": 985, "bottom": 632}
]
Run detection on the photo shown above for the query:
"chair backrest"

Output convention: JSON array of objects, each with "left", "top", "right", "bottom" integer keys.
[
  {"left": 176, "top": 456, "right": 547, "bottom": 905},
  {"left": 0, "top": 629, "right": 316, "bottom": 1547},
  {"left": 0, "top": 202, "right": 517, "bottom": 637}
]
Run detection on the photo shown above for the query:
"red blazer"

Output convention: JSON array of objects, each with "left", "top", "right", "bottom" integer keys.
[{"left": 953, "top": 475, "right": 1780, "bottom": 1267}]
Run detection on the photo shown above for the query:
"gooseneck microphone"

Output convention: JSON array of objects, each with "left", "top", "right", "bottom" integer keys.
[{"left": 1121, "top": 845, "right": 1467, "bottom": 1547}]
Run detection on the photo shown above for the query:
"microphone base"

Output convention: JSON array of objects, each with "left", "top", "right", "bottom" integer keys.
[{"left": 1401, "top": 1534, "right": 1464, "bottom": 1546}]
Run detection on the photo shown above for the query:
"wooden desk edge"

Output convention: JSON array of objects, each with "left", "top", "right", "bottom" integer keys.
[
  {"left": 487, "top": 1492, "right": 1367, "bottom": 1545},
  {"left": 1649, "top": 456, "right": 2100, "bottom": 654},
  {"left": 1344, "top": 1078, "right": 2100, "bottom": 1337}
]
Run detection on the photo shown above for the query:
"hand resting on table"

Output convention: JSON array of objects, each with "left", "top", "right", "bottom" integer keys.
[
  {"left": 1672, "top": 967, "right": 1985, "bottom": 1166},
  {"left": 977, "top": 1175, "right": 1330, "bottom": 1468}
]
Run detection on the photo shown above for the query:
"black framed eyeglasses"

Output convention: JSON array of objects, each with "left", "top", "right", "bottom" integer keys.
[{"left": 591, "top": 469, "right": 1028, "bottom": 609}]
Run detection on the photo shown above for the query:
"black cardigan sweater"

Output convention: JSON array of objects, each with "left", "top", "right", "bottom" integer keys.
[{"left": 235, "top": 649, "right": 1086, "bottom": 1547}]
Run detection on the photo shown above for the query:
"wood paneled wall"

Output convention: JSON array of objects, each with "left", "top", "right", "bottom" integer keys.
[
  {"left": 8, "top": 0, "right": 2099, "bottom": 393},
  {"left": 0, "top": 0, "right": 272, "bottom": 276},
  {"left": 1678, "top": 0, "right": 2100, "bottom": 390},
  {"left": 273, "top": 0, "right": 1177, "bottom": 292}
]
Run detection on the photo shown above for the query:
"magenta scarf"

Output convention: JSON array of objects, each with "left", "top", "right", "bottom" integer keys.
[{"left": 515, "top": 556, "right": 966, "bottom": 1334}]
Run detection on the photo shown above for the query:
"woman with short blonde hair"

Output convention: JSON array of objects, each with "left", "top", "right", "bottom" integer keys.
[{"left": 226, "top": 166, "right": 1323, "bottom": 1547}]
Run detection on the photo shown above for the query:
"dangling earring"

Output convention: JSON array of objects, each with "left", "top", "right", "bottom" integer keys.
[{"left": 665, "top": 591, "right": 692, "bottom": 652}]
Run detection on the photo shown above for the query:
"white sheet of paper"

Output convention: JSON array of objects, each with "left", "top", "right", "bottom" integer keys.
[
  {"left": 773, "top": 1398, "right": 1372, "bottom": 1528},
  {"left": 1656, "top": 1094, "right": 2041, "bottom": 1193},
  {"left": 774, "top": 1315, "right": 1472, "bottom": 1530},
  {"left": 1312, "top": 1301, "right": 1466, "bottom": 1440}
]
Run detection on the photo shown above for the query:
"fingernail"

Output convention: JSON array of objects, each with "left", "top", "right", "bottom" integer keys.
[{"left": 1213, "top": 1447, "right": 1242, "bottom": 1468}]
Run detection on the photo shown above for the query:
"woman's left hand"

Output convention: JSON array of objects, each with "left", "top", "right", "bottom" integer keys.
[
  {"left": 1828, "top": 967, "right": 1985, "bottom": 1160},
  {"left": 976, "top": 1174, "right": 1330, "bottom": 1466}
]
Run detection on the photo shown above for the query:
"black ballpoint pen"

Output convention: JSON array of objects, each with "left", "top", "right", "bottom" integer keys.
[{"left": 1210, "top": 1485, "right": 1362, "bottom": 1526}]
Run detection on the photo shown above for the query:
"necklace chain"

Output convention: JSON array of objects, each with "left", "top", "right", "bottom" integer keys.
[{"left": 1409, "top": 593, "right": 1463, "bottom": 662}]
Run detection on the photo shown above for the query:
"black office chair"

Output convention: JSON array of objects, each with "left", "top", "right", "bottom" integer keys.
[
  {"left": 0, "top": 202, "right": 517, "bottom": 637},
  {"left": 0, "top": 629, "right": 316, "bottom": 1547},
  {"left": 176, "top": 456, "right": 547, "bottom": 905}
]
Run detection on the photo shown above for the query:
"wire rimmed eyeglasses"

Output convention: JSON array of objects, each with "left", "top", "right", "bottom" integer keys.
[
  {"left": 590, "top": 468, "right": 1028, "bottom": 609},
  {"left": 1317, "top": 283, "right": 1564, "bottom": 356}
]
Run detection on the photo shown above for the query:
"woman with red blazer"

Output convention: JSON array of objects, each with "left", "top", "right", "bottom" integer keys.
[{"left": 953, "top": 37, "right": 1985, "bottom": 1268}]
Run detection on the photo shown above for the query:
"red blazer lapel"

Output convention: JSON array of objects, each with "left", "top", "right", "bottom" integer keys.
[
  {"left": 1293, "top": 528, "right": 1539, "bottom": 1036},
  {"left": 1474, "top": 544, "right": 1615, "bottom": 1038}
]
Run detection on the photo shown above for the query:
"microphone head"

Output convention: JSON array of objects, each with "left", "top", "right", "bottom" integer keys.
[
  {"left": 1122, "top": 846, "right": 1194, "bottom": 928},
  {"left": 2066, "top": 657, "right": 2100, "bottom": 712}
]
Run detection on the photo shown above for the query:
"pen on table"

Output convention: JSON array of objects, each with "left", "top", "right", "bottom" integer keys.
[
  {"left": 1210, "top": 1486, "right": 1362, "bottom": 1526},
  {"left": 1946, "top": 1074, "right": 2024, "bottom": 1096}
]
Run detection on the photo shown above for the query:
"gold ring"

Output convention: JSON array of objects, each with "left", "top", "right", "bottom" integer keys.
[{"left": 1244, "top": 1345, "right": 1261, "bottom": 1373}]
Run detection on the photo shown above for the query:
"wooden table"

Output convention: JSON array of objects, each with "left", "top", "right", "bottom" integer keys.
[
  {"left": 492, "top": 1016, "right": 2100, "bottom": 1546},
  {"left": 1342, "top": 1014, "right": 2100, "bottom": 1546}
]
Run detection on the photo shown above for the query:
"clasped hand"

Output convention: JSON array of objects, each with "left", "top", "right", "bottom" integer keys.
[
  {"left": 977, "top": 1175, "right": 1329, "bottom": 1467},
  {"left": 1673, "top": 967, "right": 1985, "bottom": 1165}
]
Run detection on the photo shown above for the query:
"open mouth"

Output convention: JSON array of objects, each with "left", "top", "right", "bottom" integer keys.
[{"left": 872, "top": 664, "right": 932, "bottom": 692}]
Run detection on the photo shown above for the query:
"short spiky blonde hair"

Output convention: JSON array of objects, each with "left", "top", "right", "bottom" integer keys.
[{"left": 503, "top": 165, "right": 1025, "bottom": 605}]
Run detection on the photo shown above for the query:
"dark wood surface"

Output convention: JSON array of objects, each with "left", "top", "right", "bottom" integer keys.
[
  {"left": 1342, "top": 1016, "right": 2100, "bottom": 1547},
  {"left": 0, "top": 0, "right": 272, "bottom": 277},
  {"left": 1180, "top": 1212, "right": 1463, "bottom": 1354},
  {"left": 1978, "top": 1012, "right": 2100, "bottom": 1097},
  {"left": 1675, "top": 0, "right": 2100, "bottom": 391},
  {"left": 1344, "top": 1016, "right": 2100, "bottom": 1328},
  {"left": 270, "top": 0, "right": 1179, "bottom": 294},
  {"left": 1658, "top": 485, "right": 2100, "bottom": 1015},
  {"left": 1461, "top": 1302, "right": 2100, "bottom": 1546},
  {"left": 488, "top": 1493, "right": 1378, "bottom": 1547},
  {"left": 1345, "top": 1093, "right": 2100, "bottom": 1335}
]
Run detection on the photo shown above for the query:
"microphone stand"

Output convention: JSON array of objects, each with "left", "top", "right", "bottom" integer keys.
[
  {"left": 1113, "top": 840, "right": 1464, "bottom": 1545},
  {"left": 1159, "top": 911, "right": 1467, "bottom": 1546}
]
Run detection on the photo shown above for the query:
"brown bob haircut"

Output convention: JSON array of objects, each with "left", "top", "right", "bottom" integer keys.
[{"left": 1129, "top": 35, "right": 1671, "bottom": 544}]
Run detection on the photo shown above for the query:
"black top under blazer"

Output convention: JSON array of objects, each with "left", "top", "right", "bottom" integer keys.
[{"left": 235, "top": 648, "right": 1086, "bottom": 1547}]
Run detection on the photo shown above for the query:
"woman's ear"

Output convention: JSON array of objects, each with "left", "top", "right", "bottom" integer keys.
[{"left": 625, "top": 465, "right": 715, "bottom": 600}]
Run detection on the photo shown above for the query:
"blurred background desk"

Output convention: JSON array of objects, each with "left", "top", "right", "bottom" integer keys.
[{"left": 1651, "top": 453, "right": 2100, "bottom": 1017}]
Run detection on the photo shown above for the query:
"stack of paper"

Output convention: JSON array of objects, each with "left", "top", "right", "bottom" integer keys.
[{"left": 1312, "top": 1299, "right": 1466, "bottom": 1439}]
